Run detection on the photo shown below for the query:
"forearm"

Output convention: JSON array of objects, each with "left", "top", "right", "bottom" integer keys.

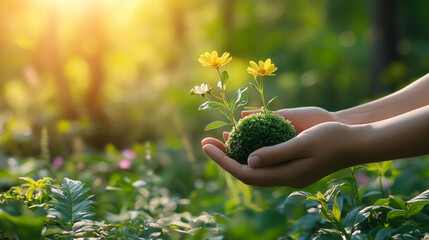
[
  {"left": 351, "top": 105, "right": 429, "bottom": 164},
  {"left": 335, "top": 73, "right": 429, "bottom": 125}
]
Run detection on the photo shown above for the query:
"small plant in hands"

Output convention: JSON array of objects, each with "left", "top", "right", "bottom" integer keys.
[{"left": 192, "top": 51, "right": 296, "bottom": 164}]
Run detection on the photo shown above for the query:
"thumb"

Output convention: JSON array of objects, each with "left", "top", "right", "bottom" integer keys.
[
  {"left": 242, "top": 109, "right": 262, "bottom": 118},
  {"left": 247, "top": 138, "right": 307, "bottom": 168}
]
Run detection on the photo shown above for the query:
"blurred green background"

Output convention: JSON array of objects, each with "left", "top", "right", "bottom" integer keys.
[
  {"left": 1, "top": 0, "right": 429, "bottom": 238},
  {"left": 0, "top": 0, "right": 428, "bottom": 162}
]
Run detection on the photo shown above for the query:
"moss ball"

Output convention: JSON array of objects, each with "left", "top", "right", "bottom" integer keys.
[{"left": 226, "top": 112, "right": 296, "bottom": 164}]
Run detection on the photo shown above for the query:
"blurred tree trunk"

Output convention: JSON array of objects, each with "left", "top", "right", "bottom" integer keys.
[
  {"left": 370, "top": 0, "right": 398, "bottom": 96},
  {"left": 33, "top": 7, "right": 78, "bottom": 119},
  {"left": 82, "top": 4, "right": 110, "bottom": 148}
]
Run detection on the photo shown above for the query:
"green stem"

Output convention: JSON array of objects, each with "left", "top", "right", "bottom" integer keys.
[
  {"left": 379, "top": 173, "right": 384, "bottom": 198},
  {"left": 350, "top": 167, "right": 362, "bottom": 206},
  {"left": 254, "top": 76, "right": 267, "bottom": 112},
  {"left": 216, "top": 68, "right": 237, "bottom": 127},
  {"left": 260, "top": 77, "right": 267, "bottom": 112}
]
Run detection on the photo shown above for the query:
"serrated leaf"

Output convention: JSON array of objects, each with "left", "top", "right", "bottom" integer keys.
[
  {"left": 198, "top": 101, "right": 226, "bottom": 110},
  {"left": 204, "top": 121, "right": 230, "bottom": 131},
  {"left": 48, "top": 178, "right": 94, "bottom": 230}
]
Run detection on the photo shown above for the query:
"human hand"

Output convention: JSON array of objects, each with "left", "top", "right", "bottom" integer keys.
[
  {"left": 201, "top": 122, "right": 358, "bottom": 188},
  {"left": 242, "top": 107, "right": 336, "bottom": 134}
]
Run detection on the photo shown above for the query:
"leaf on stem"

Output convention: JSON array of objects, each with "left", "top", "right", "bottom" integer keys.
[
  {"left": 204, "top": 121, "right": 230, "bottom": 131},
  {"left": 199, "top": 101, "right": 226, "bottom": 110},
  {"left": 47, "top": 178, "right": 95, "bottom": 228},
  {"left": 332, "top": 193, "right": 341, "bottom": 222},
  {"left": 406, "top": 189, "right": 429, "bottom": 204},
  {"left": 221, "top": 71, "right": 229, "bottom": 90},
  {"left": 249, "top": 82, "right": 259, "bottom": 92},
  {"left": 229, "top": 87, "right": 248, "bottom": 110},
  {"left": 266, "top": 96, "right": 278, "bottom": 108},
  {"left": 343, "top": 206, "right": 370, "bottom": 229}
]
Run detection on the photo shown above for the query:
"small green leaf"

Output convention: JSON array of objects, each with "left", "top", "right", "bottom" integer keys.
[
  {"left": 332, "top": 194, "right": 341, "bottom": 222},
  {"left": 406, "top": 189, "right": 429, "bottom": 204},
  {"left": 380, "top": 161, "right": 392, "bottom": 175},
  {"left": 249, "top": 82, "right": 259, "bottom": 92},
  {"left": 229, "top": 87, "right": 248, "bottom": 110},
  {"left": 266, "top": 96, "right": 278, "bottom": 108},
  {"left": 244, "top": 106, "right": 261, "bottom": 110},
  {"left": 287, "top": 191, "right": 313, "bottom": 198},
  {"left": 199, "top": 101, "right": 226, "bottom": 110},
  {"left": 204, "top": 121, "right": 230, "bottom": 131},
  {"left": 323, "top": 183, "right": 345, "bottom": 201},
  {"left": 389, "top": 196, "right": 406, "bottom": 210},
  {"left": 317, "top": 192, "right": 327, "bottom": 202},
  {"left": 386, "top": 209, "right": 406, "bottom": 220},
  {"left": 343, "top": 206, "right": 370, "bottom": 228},
  {"left": 406, "top": 202, "right": 428, "bottom": 218},
  {"left": 317, "top": 228, "right": 343, "bottom": 240},
  {"left": 306, "top": 195, "right": 320, "bottom": 202},
  {"left": 366, "top": 163, "right": 380, "bottom": 171},
  {"left": 319, "top": 209, "right": 332, "bottom": 222},
  {"left": 221, "top": 71, "right": 229, "bottom": 89}
]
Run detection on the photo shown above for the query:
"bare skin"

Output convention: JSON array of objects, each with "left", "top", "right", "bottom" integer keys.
[{"left": 201, "top": 73, "right": 429, "bottom": 188}]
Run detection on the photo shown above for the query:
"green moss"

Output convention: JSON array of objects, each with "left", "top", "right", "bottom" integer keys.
[{"left": 226, "top": 113, "right": 296, "bottom": 164}]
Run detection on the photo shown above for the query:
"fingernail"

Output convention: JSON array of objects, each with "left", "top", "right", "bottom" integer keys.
[{"left": 247, "top": 155, "right": 260, "bottom": 167}]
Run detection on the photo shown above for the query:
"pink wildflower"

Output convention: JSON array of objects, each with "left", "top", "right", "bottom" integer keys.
[
  {"left": 119, "top": 159, "right": 132, "bottom": 169},
  {"left": 122, "top": 149, "right": 136, "bottom": 160},
  {"left": 52, "top": 156, "right": 64, "bottom": 170}
]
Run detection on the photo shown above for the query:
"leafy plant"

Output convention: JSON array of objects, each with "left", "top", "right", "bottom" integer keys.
[
  {"left": 46, "top": 178, "right": 95, "bottom": 237},
  {"left": 0, "top": 177, "right": 52, "bottom": 207},
  {"left": 191, "top": 51, "right": 247, "bottom": 130}
]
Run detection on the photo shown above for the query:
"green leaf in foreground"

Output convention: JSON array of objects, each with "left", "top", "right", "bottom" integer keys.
[
  {"left": 204, "top": 121, "right": 230, "bottom": 131},
  {"left": 47, "top": 178, "right": 95, "bottom": 230},
  {"left": 0, "top": 200, "right": 46, "bottom": 240}
]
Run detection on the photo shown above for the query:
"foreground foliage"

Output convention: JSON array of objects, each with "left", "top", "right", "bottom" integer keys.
[{"left": 0, "top": 145, "right": 428, "bottom": 239}]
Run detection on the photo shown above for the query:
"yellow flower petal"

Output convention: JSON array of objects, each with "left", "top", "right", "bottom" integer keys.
[
  {"left": 247, "top": 58, "right": 278, "bottom": 77},
  {"left": 198, "top": 51, "right": 232, "bottom": 68},
  {"left": 264, "top": 58, "right": 271, "bottom": 70}
]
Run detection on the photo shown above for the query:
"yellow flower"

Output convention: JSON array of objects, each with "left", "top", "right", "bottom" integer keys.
[
  {"left": 190, "top": 83, "right": 213, "bottom": 96},
  {"left": 198, "top": 51, "right": 232, "bottom": 68},
  {"left": 247, "top": 58, "right": 278, "bottom": 77}
]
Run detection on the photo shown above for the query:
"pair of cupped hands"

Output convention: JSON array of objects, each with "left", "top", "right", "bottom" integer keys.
[{"left": 201, "top": 107, "right": 357, "bottom": 189}]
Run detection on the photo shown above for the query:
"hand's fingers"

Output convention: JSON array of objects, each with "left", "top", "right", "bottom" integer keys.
[
  {"left": 201, "top": 138, "right": 226, "bottom": 152},
  {"left": 247, "top": 137, "right": 309, "bottom": 168},
  {"left": 203, "top": 143, "right": 317, "bottom": 188},
  {"left": 241, "top": 110, "right": 262, "bottom": 118},
  {"left": 223, "top": 131, "right": 230, "bottom": 142},
  {"left": 202, "top": 144, "right": 244, "bottom": 176}
]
